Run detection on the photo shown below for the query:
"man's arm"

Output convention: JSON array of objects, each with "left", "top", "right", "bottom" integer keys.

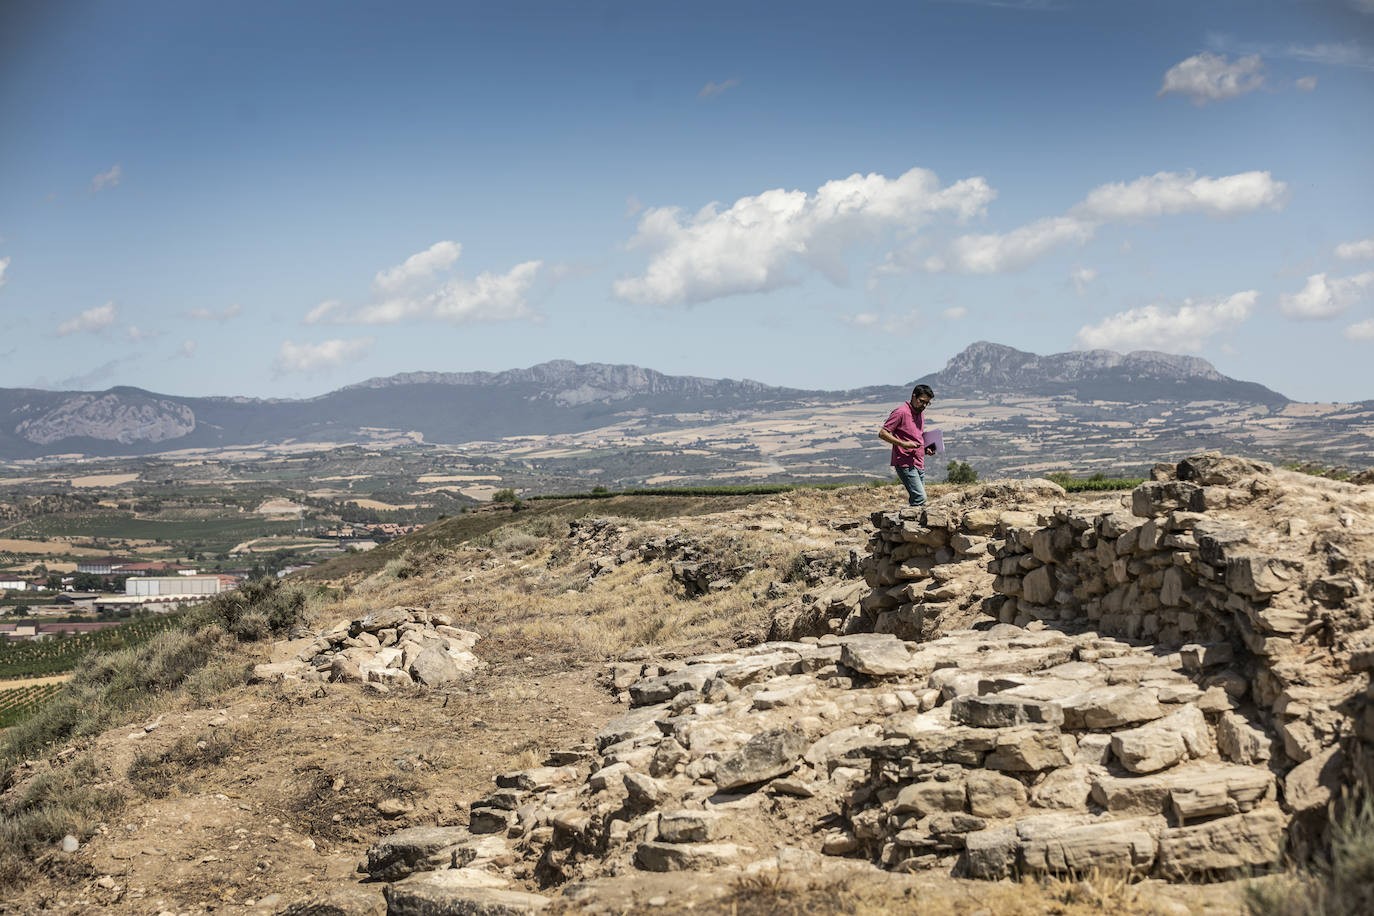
[{"left": 878, "top": 428, "right": 921, "bottom": 450}]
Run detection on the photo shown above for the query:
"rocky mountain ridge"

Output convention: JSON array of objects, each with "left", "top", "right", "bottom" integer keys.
[{"left": 0, "top": 343, "right": 1302, "bottom": 460}]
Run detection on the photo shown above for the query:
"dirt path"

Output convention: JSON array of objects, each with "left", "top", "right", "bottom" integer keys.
[
  {"left": 0, "top": 674, "right": 73, "bottom": 689},
  {"left": 3, "top": 658, "right": 621, "bottom": 915}
]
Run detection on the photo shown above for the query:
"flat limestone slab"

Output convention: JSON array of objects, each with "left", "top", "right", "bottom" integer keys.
[
  {"left": 1155, "top": 808, "right": 1286, "bottom": 877},
  {"left": 635, "top": 841, "right": 752, "bottom": 872},
  {"left": 383, "top": 873, "right": 549, "bottom": 916}
]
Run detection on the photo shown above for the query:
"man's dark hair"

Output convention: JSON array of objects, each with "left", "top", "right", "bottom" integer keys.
[{"left": 911, "top": 384, "right": 934, "bottom": 400}]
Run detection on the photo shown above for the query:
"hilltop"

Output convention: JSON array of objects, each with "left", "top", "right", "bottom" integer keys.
[{"left": 3, "top": 457, "right": 1373, "bottom": 915}]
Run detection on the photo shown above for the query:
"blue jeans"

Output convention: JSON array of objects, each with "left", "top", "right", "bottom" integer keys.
[{"left": 895, "top": 466, "right": 926, "bottom": 507}]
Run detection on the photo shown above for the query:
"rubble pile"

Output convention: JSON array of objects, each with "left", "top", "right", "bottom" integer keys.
[{"left": 250, "top": 606, "right": 483, "bottom": 690}]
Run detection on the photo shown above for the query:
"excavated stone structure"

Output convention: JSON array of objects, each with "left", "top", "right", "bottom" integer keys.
[{"left": 315, "top": 455, "right": 1373, "bottom": 914}]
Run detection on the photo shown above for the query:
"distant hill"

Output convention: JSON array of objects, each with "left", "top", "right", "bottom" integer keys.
[
  {"left": 917, "top": 341, "right": 1288, "bottom": 405},
  {"left": 0, "top": 343, "right": 1294, "bottom": 459}
]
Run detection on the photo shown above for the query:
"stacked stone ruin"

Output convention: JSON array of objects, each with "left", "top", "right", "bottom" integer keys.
[{"left": 289, "top": 454, "right": 1374, "bottom": 914}]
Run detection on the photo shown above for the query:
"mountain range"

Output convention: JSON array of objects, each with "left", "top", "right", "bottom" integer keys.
[{"left": 0, "top": 342, "right": 1302, "bottom": 460}]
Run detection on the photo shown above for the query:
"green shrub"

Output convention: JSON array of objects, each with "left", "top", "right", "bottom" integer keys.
[
  {"left": 945, "top": 461, "right": 978, "bottom": 485},
  {"left": 492, "top": 488, "right": 518, "bottom": 503},
  {"left": 194, "top": 577, "right": 312, "bottom": 641}
]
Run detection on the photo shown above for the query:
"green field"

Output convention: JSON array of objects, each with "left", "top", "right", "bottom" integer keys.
[
  {"left": 0, "top": 614, "right": 188, "bottom": 679},
  {"left": 0, "top": 682, "right": 64, "bottom": 730},
  {"left": 7, "top": 513, "right": 305, "bottom": 552}
]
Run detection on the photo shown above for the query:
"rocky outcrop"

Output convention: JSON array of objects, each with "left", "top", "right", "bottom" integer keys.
[
  {"left": 16, "top": 392, "right": 196, "bottom": 444},
  {"left": 251, "top": 606, "right": 482, "bottom": 690},
  {"left": 276, "top": 454, "right": 1373, "bottom": 912}
]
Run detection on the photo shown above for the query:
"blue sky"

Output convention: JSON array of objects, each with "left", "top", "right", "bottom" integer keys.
[{"left": 2, "top": 0, "right": 1372, "bottom": 401}]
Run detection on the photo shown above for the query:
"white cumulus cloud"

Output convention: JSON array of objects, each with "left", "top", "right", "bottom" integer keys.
[
  {"left": 313, "top": 243, "right": 542, "bottom": 325},
  {"left": 1296, "top": 75, "right": 1318, "bottom": 91},
  {"left": 923, "top": 170, "right": 1285, "bottom": 275},
  {"left": 1158, "top": 53, "right": 1265, "bottom": 105},
  {"left": 125, "top": 325, "right": 159, "bottom": 342},
  {"left": 926, "top": 217, "right": 1095, "bottom": 274},
  {"left": 57, "top": 302, "right": 118, "bottom": 336},
  {"left": 272, "top": 337, "right": 375, "bottom": 375},
  {"left": 91, "top": 164, "right": 123, "bottom": 192},
  {"left": 1343, "top": 318, "right": 1374, "bottom": 341},
  {"left": 0, "top": 256, "right": 9, "bottom": 288},
  {"left": 942, "top": 306, "right": 968, "bottom": 321},
  {"left": 1279, "top": 271, "right": 1374, "bottom": 319},
  {"left": 1073, "top": 290, "right": 1257, "bottom": 353},
  {"left": 1075, "top": 170, "right": 1287, "bottom": 221},
  {"left": 178, "top": 340, "right": 198, "bottom": 358},
  {"left": 615, "top": 167, "right": 996, "bottom": 306},
  {"left": 372, "top": 241, "right": 463, "bottom": 295},
  {"left": 1335, "top": 238, "right": 1374, "bottom": 260}
]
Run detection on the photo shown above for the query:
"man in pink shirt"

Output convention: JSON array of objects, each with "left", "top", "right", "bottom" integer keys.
[{"left": 879, "top": 385, "right": 936, "bottom": 506}]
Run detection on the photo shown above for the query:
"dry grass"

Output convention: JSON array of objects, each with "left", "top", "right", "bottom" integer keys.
[
  {"left": 607, "top": 870, "right": 1203, "bottom": 916},
  {"left": 318, "top": 497, "right": 851, "bottom": 667}
]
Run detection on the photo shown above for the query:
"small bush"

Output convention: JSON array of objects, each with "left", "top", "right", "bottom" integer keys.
[
  {"left": 492, "top": 488, "right": 518, "bottom": 503},
  {"left": 195, "top": 577, "right": 313, "bottom": 641}
]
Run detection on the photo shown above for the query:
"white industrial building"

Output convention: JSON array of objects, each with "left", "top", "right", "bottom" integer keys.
[{"left": 125, "top": 576, "right": 223, "bottom": 597}]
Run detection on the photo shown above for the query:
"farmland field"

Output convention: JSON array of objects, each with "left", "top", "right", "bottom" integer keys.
[
  {"left": 0, "top": 681, "right": 65, "bottom": 729},
  {"left": 0, "top": 613, "right": 188, "bottom": 679}
]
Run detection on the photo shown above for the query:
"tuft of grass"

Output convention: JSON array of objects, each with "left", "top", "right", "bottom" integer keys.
[
  {"left": 0, "top": 753, "right": 121, "bottom": 889},
  {"left": 1246, "top": 794, "right": 1374, "bottom": 916},
  {"left": 127, "top": 730, "right": 239, "bottom": 799},
  {"left": 634, "top": 870, "right": 1182, "bottom": 916}
]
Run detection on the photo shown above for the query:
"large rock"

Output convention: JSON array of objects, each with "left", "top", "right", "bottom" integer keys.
[
  {"left": 275, "top": 887, "right": 385, "bottom": 916},
  {"left": 409, "top": 646, "right": 462, "bottom": 687},
  {"left": 1056, "top": 686, "right": 1165, "bottom": 729},
  {"left": 963, "top": 826, "right": 1018, "bottom": 878},
  {"left": 1017, "top": 815, "right": 1164, "bottom": 875},
  {"left": 714, "top": 728, "right": 808, "bottom": 790},
  {"left": 657, "top": 810, "right": 729, "bottom": 843},
  {"left": 635, "top": 841, "right": 751, "bottom": 872},
  {"left": 1155, "top": 808, "right": 1286, "bottom": 876},
  {"left": 1111, "top": 706, "right": 1210, "bottom": 774},
  {"left": 1283, "top": 745, "right": 1344, "bottom": 814},
  {"left": 984, "top": 726, "right": 1072, "bottom": 772},
  {"left": 383, "top": 875, "right": 549, "bottom": 916},
  {"left": 965, "top": 770, "right": 1027, "bottom": 819},
  {"left": 362, "top": 826, "right": 473, "bottom": 881},
  {"left": 839, "top": 636, "right": 917, "bottom": 677},
  {"left": 629, "top": 667, "right": 718, "bottom": 706},
  {"left": 1217, "top": 711, "right": 1272, "bottom": 765},
  {"left": 1091, "top": 764, "right": 1274, "bottom": 818},
  {"left": 951, "top": 695, "right": 1064, "bottom": 728}
]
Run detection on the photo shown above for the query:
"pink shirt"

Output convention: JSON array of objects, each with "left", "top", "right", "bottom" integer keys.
[{"left": 883, "top": 401, "right": 925, "bottom": 469}]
